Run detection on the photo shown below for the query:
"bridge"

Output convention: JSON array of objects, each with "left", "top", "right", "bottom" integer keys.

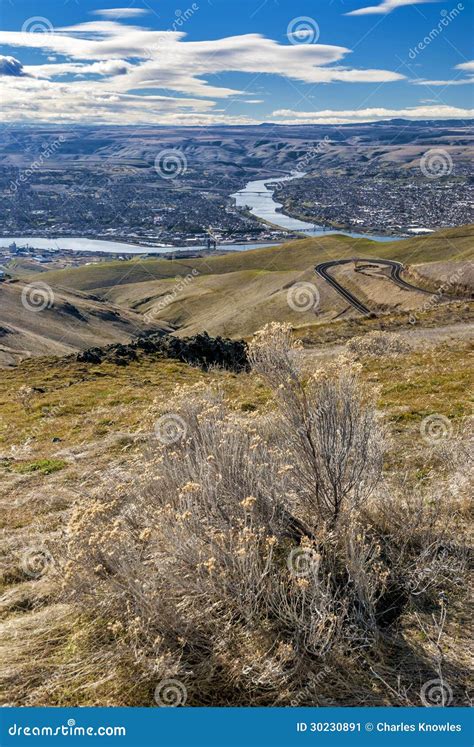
[{"left": 239, "top": 190, "right": 272, "bottom": 196}]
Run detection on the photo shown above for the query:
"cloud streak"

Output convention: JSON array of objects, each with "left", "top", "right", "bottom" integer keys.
[
  {"left": 272, "top": 104, "right": 474, "bottom": 123},
  {"left": 347, "top": 0, "right": 438, "bottom": 16},
  {"left": 93, "top": 7, "right": 150, "bottom": 18},
  {"left": 456, "top": 60, "right": 474, "bottom": 71},
  {"left": 0, "top": 17, "right": 407, "bottom": 124},
  {"left": 411, "top": 60, "right": 474, "bottom": 87}
]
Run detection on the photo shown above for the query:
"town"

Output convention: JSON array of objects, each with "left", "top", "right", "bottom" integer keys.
[
  {"left": 1, "top": 121, "right": 473, "bottom": 252},
  {"left": 278, "top": 163, "right": 474, "bottom": 235}
]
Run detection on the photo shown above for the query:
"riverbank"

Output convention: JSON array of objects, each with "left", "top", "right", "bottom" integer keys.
[
  {"left": 1, "top": 174, "right": 407, "bottom": 260},
  {"left": 0, "top": 236, "right": 280, "bottom": 258},
  {"left": 232, "top": 174, "right": 404, "bottom": 242}
]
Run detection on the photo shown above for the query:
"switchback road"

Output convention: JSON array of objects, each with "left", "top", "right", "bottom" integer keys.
[{"left": 314, "top": 258, "right": 432, "bottom": 316}]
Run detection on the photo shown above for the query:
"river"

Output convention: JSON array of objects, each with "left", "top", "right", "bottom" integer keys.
[
  {"left": 0, "top": 173, "right": 402, "bottom": 255},
  {"left": 0, "top": 236, "right": 276, "bottom": 256},
  {"left": 231, "top": 173, "right": 401, "bottom": 242}
]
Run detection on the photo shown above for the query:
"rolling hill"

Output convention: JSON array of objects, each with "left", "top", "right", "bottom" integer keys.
[
  {"left": 36, "top": 226, "right": 474, "bottom": 337},
  {"left": 0, "top": 280, "right": 169, "bottom": 367},
  {"left": 33, "top": 225, "right": 474, "bottom": 292},
  {"left": 1, "top": 225, "right": 472, "bottom": 361}
]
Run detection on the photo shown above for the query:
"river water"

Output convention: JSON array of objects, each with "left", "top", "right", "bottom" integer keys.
[
  {"left": 0, "top": 236, "right": 276, "bottom": 255},
  {"left": 232, "top": 174, "right": 400, "bottom": 242},
  {"left": 0, "top": 174, "right": 401, "bottom": 255}
]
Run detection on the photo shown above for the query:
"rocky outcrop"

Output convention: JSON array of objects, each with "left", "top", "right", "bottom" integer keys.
[{"left": 76, "top": 330, "right": 249, "bottom": 372}]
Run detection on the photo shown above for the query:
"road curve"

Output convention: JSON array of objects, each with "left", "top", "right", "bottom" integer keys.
[
  {"left": 314, "top": 258, "right": 432, "bottom": 316},
  {"left": 315, "top": 260, "right": 372, "bottom": 315}
]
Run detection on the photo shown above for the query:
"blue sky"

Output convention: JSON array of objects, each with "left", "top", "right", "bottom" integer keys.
[{"left": 0, "top": 0, "right": 472, "bottom": 124}]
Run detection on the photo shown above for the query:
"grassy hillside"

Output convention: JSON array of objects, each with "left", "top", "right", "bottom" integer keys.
[
  {"left": 0, "top": 327, "right": 471, "bottom": 458},
  {"left": 36, "top": 225, "right": 474, "bottom": 293},
  {"left": 1, "top": 327, "right": 472, "bottom": 706},
  {"left": 3, "top": 226, "right": 472, "bottom": 356},
  {"left": 0, "top": 279, "right": 169, "bottom": 366}
]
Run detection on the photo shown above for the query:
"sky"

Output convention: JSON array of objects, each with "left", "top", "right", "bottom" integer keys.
[{"left": 0, "top": 0, "right": 473, "bottom": 125}]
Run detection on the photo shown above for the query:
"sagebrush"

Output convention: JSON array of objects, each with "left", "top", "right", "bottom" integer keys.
[{"left": 2, "top": 324, "right": 471, "bottom": 706}]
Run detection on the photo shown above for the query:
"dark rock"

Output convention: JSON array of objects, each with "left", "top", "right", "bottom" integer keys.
[
  {"left": 77, "top": 348, "right": 103, "bottom": 364},
  {"left": 75, "top": 331, "right": 249, "bottom": 373},
  {"left": 61, "top": 301, "right": 84, "bottom": 320}
]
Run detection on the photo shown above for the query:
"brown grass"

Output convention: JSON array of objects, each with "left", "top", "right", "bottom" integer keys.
[{"left": 0, "top": 327, "right": 472, "bottom": 707}]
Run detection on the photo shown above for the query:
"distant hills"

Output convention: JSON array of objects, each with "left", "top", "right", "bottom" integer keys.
[{"left": 1, "top": 120, "right": 472, "bottom": 171}]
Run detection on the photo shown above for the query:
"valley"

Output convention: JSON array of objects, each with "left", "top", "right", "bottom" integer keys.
[
  {"left": 1, "top": 121, "right": 473, "bottom": 248},
  {"left": 1, "top": 225, "right": 471, "bottom": 365},
  {"left": 1, "top": 123, "right": 472, "bottom": 711}
]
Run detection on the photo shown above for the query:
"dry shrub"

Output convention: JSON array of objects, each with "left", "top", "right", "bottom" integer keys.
[
  {"left": 347, "top": 330, "right": 410, "bottom": 358},
  {"left": 16, "top": 324, "right": 468, "bottom": 707},
  {"left": 248, "top": 324, "right": 385, "bottom": 525}
]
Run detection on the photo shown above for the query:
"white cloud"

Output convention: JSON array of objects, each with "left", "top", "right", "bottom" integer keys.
[
  {"left": 412, "top": 77, "right": 474, "bottom": 86},
  {"left": 411, "top": 60, "right": 474, "bottom": 86},
  {"left": 0, "top": 76, "right": 219, "bottom": 125},
  {"left": 0, "top": 16, "right": 410, "bottom": 124},
  {"left": 0, "top": 55, "right": 28, "bottom": 77},
  {"left": 272, "top": 105, "right": 474, "bottom": 124},
  {"left": 347, "top": 0, "right": 437, "bottom": 16},
  {"left": 27, "top": 59, "right": 134, "bottom": 78},
  {"left": 0, "top": 24, "right": 405, "bottom": 85},
  {"left": 93, "top": 8, "right": 149, "bottom": 18},
  {"left": 456, "top": 60, "right": 474, "bottom": 71}
]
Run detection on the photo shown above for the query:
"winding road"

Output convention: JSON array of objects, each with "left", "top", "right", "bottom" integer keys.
[{"left": 314, "top": 258, "right": 432, "bottom": 316}]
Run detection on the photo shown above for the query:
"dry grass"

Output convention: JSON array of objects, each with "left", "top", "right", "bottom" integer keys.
[
  {"left": 295, "top": 301, "right": 473, "bottom": 347},
  {"left": 12, "top": 228, "right": 470, "bottom": 343},
  {"left": 34, "top": 225, "right": 474, "bottom": 294},
  {"left": 0, "top": 279, "right": 167, "bottom": 367},
  {"left": 0, "top": 326, "right": 471, "bottom": 707}
]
